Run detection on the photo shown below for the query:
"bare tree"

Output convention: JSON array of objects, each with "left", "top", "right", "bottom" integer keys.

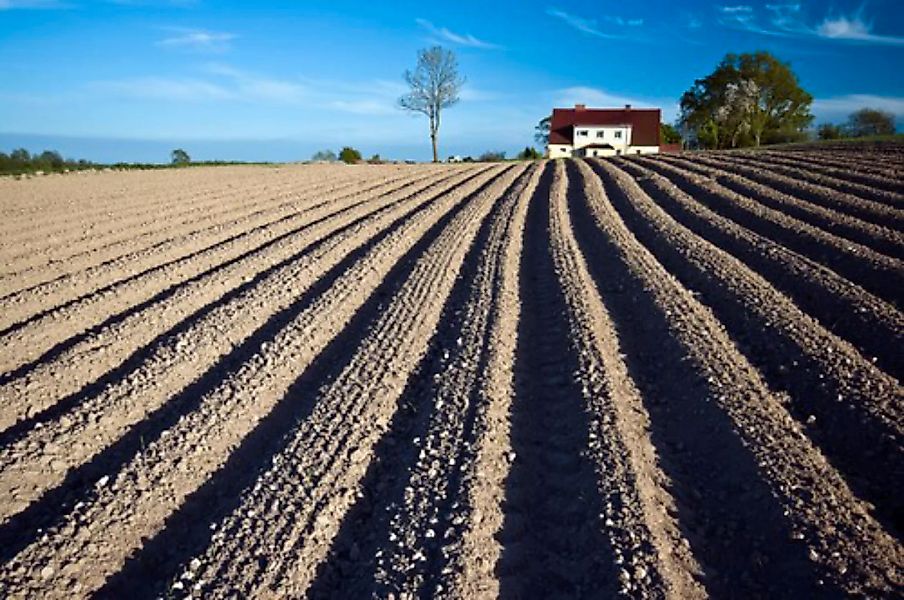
[{"left": 399, "top": 46, "right": 465, "bottom": 163}]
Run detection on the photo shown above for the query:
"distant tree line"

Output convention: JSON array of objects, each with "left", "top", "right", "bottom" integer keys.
[
  {"left": 311, "top": 147, "right": 377, "bottom": 164},
  {"left": 817, "top": 108, "right": 897, "bottom": 141},
  {"left": 0, "top": 148, "right": 95, "bottom": 175}
]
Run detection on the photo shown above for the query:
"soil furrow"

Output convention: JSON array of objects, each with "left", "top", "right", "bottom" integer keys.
[
  {"left": 0, "top": 172, "right": 316, "bottom": 265},
  {"left": 0, "top": 168, "right": 438, "bottom": 332},
  {"left": 675, "top": 153, "right": 904, "bottom": 231},
  {"left": 442, "top": 163, "right": 535, "bottom": 600},
  {"left": 0, "top": 153, "right": 900, "bottom": 598},
  {"left": 92, "top": 164, "right": 526, "bottom": 600},
  {"left": 0, "top": 165, "right": 512, "bottom": 598},
  {"left": 0, "top": 167, "right": 298, "bottom": 237},
  {"left": 719, "top": 151, "right": 904, "bottom": 201},
  {"left": 493, "top": 162, "right": 617, "bottom": 599},
  {"left": 0, "top": 166, "right": 503, "bottom": 543},
  {"left": 548, "top": 160, "right": 706, "bottom": 599},
  {"left": 0, "top": 166, "right": 390, "bottom": 265},
  {"left": 761, "top": 151, "right": 904, "bottom": 187},
  {"left": 568, "top": 158, "right": 901, "bottom": 597},
  {"left": 0, "top": 167, "right": 395, "bottom": 296},
  {"left": 657, "top": 154, "right": 904, "bottom": 256},
  {"left": 0, "top": 167, "right": 483, "bottom": 438},
  {"left": 634, "top": 155, "right": 904, "bottom": 307},
  {"left": 304, "top": 164, "right": 538, "bottom": 600},
  {"left": 591, "top": 157, "right": 903, "bottom": 536},
  {"left": 0, "top": 169, "right": 462, "bottom": 376},
  {"left": 614, "top": 158, "right": 904, "bottom": 381}
]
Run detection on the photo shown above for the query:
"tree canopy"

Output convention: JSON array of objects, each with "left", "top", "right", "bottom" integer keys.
[
  {"left": 535, "top": 116, "right": 551, "bottom": 146},
  {"left": 171, "top": 148, "right": 191, "bottom": 165},
  {"left": 660, "top": 123, "right": 682, "bottom": 144},
  {"left": 311, "top": 149, "right": 337, "bottom": 162},
  {"left": 846, "top": 108, "right": 896, "bottom": 137},
  {"left": 0, "top": 147, "right": 95, "bottom": 175},
  {"left": 399, "top": 46, "right": 465, "bottom": 163},
  {"left": 339, "top": 146, "right": 362, "bottom": 164},
  {"left": 679, "top": 51, "right": 813, "bottom": 149},
  {"left": 478, "top": 150, "right": 506, "bottom": 162},
  {"left": 517, "top": 146, "right": 542, "bottom": 160},
  {"left": 817, "top": 123, "right": 844, "bottom": 140}
]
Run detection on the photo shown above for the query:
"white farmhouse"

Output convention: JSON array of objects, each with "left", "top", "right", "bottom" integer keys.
[{"left": 547, "top": 104, "right": 662, "bottom": 158}]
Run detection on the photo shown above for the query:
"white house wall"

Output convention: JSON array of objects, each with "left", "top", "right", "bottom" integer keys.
[
  {"left": 572, "top": 125, "right": 633, "bottom": 150},
  {"left": 548, "top": 144, "right": 573, "bottom": 158}
]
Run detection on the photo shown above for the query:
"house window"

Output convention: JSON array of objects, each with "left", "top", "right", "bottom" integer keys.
[
  {"left": 578, "top": 130, "right": 588, "bottom": 136},
  {"left": 615, "top": 131, "right": 622, "bottom": 139},
  {"left": 596, "top": 131, "right": 604, "bottom": 138}
]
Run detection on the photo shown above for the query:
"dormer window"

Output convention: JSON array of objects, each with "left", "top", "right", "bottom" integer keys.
[{"left": 577, "top": 130, "right": 588, "bottom": 136}]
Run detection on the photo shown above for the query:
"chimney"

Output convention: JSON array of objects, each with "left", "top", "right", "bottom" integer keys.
[
  {"left": 575, "top": 103, "right": 586, "bottom": 111},
  {"left": 625, "top": 104, "right": 632, "bottom": 111}
]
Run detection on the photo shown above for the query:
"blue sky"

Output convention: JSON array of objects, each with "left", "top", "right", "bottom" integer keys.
[{"left": 1, "top": 0, "right": 902, "bottom": 162}]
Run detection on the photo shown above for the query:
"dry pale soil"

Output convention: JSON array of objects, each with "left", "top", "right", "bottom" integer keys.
[{"left": 0, "top": 143, "right": 901, "bottom": 599}]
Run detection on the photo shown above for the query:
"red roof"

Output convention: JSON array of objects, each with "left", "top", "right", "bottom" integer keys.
[{"left": 548, "top": 105, "right": 661, "bottom": 146}]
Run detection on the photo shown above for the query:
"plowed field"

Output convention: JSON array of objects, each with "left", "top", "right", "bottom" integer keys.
[{"left": 1, "top": 144, "right": 901, "bottom": 599}]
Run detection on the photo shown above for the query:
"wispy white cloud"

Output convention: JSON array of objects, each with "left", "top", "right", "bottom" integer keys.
[
  {"left": 813, "top": 94, "right": 904, "bottom": 118},
  {"left": 717, "top": 3, "right": 904, "bottom": 45},
  {"left": 157, "top": 28, "right": 237, "bottom": 52},
  {"left": 719, "top": 5, "right": 753, "bottom": 13},
  {"left": 415, "top": 18, "right": 500, "bottom": 49},
  {"left": 599, "top": 15, "right": 643, "bottom": 27},
  {"left": 816, "top": 15, "right": 904, "bottom": 45},
  {"left": 546, "top": 8, "right": 622, "bottom": 39},
  {"left": 546, "top": 8, "right": 645, "bottom": 38}
]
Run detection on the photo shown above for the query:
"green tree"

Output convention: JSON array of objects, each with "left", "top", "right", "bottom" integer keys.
[
  {"left": 311, "top": 149, "right": 337, "bottom": 162},
  {"left": 171, "top": 148, "right": 191, "bottom": 165},
  {"left": 660, "top": 123, "right": 682, "bottom": 144},
  {"left": 10, "top": 148, "right": 30, "bottom": 164},
  {"left": 339, "top": 146, "right": 362, "bottom": 164},
  {"left": 817, "top": 123, "right": 844, "bottom": 140},
  {"left": 517, "top": 146, "right": 542, "bottom": 160},
  {"left": 39, "top": 150, "right": 64, "bottom": 169},
  {"left": 535, "top": 116, "right": 551, "bottom": 145},
  {"left": 399, "top": 46, "right": 465, "bottom": 163},
  {"left": 679, "top": 51, "right": 812, "bottom": 149},
  {"left": 368, "top": 154, "right": 383, "bottom": 164},
  {"left": 846, "top": 108, "right": 896, "bottom": 137},
  {"left": 478, "top": 150, "right": 506, "bottom": 162}
]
